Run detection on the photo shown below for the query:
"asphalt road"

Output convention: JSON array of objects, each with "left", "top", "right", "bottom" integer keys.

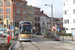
[
  {"left": 12, "top": 35, "right": 75, "bottom": 50},
  {"left": 0, "top": 35, "right": 75, "bottom": 50}
]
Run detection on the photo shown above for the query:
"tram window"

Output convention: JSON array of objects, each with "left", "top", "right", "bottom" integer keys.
[{"left": 20, "top": 25, "right": 31, "bottom": 34}]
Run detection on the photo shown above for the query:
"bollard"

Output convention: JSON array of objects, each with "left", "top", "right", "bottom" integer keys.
[
  {"left": 7, "top": 35, "right": 10, "bottom": 43},
  {"left": 2, "top": 34, "right": 3, "bottom": 38},
  {"left": 10, "top": 35, "right": 11, "bottom": 40}
]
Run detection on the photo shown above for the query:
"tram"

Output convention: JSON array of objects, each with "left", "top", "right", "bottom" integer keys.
[{"left": 18, "top": 21, "right": 32, "bottom": 42}]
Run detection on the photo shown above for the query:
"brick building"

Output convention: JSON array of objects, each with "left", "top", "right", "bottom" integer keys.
[
  {"left": 50, "top": 17, "right": 63, "bottom": 32},
  {"left": 34, "top": 7, "right": 40, "bottom": 33},
  {"left": 54, "top": 18, "right": 63, "bottom": 32},
  {"left": 0, "top": 0, "right": 27, "bottom": 27}
]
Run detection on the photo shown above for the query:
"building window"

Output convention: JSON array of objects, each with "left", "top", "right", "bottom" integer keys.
[
  {"left": 33, "top": 14, "right": 34, "bottom": 17},
  {"left": 73, "top": 0, "right": 75, "bottom": 4},
  {"left": 23, "top": 10, "right": 26, "bottom": 14},
  {"left": 64, "top": 19, "right": 69, "bottom": 24},
  {"left": 28, "top": 14, "right": 29, "bottom": 16},
  {"left": 37, "top": 11, "right": 38, "bottom": 14},
  {"left": 37, "top": 27, "right": 38, "bottom": 31},
  {"left": 23, "top": 4, "right": 26, "bottom": 8},
  {"left": 16, "top": 8, "right": 20, "bottom": 13},
  {"left": 23, "top": 16, "right": 26, "bottom": 21},
  {"left": 28, "top": 7, "right": 29, "bottom": 10},
  {"left": 73, "top": 19, "right": 75, "bottom": 23},
  {"left": 64, "top": 3, "right": 65, "bottom": 6},
  {"left": 42, "top": 21, "right": 45, "bottom": 25},
  {"left": 64, "top": 11, "right": 67, "bottom": 14},
  {"left": 6, "top": 8, "right": 10, "bottom": 13},
  {"left": 16, "top": 15, "right": 21, "bottom": 20},
  {"left": 30, "top": 8, "right": 31, "bottom": 11},
  {"left": 6, "top": 2, "right": 10, "bottom": 6},
  {"left": 0, "top": 15, "right": 3, "bottom": 20},
  {"left": 34, "top": 9, "right": 35, "bottom": 11},
  {"left": 0, "top": 8, "right": 3, "bottom": 13},
  {"left": 16, "top": 2, "right": 20, "bottom": 7},
  {"left": 73, "top": 9, "right": 75, "bottom": 14},
  {"left": 30, "top": 14, "right": 31, "bottom": 16},
  {"left": 64, "top": 10, "right": 68, "bottom": 15},
  {"left": 0, "top": 2, "right": 3, "bottom": 6},
  {"left": 6, "top": 15, "right": 11, "bottom": 20},
  {"left": 37, "top": 15, "right": 38, "bottom": 17}
]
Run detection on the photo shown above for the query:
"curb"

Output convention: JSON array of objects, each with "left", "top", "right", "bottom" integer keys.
[
  {"left": 9, "top": 43, "right": 13, "bottom": 50},
  {"left": 0, "top": 38, "right": 5, "bottom": 40}
]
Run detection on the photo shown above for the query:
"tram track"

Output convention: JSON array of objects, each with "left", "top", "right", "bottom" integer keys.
[
  {"left": 30, "top": 42, "right": 40, "bottom": 50},
  {"left": 18, "top": 36, "right": 45, "bottom": 50},
  {"left": 19, "top": 41, "right": 40, "bottom": 50}
]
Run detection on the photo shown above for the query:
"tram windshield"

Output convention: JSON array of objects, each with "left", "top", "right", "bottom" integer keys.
[{"left": 20, "top": 24, "right": 31, "bottom": 34}]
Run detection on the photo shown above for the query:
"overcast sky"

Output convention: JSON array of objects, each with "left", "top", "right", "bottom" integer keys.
[{"left": 27, "top": 0, "right": 63, "bottom": 17}]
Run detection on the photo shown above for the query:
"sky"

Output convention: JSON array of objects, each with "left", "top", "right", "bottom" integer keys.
[{"left": 27, "top": 0, "right": 63, "bottom": 18}]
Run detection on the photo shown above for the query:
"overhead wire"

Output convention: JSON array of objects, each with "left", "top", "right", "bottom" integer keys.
[{"left": 51, "top": 0, "right": 55, "bottom": 4}]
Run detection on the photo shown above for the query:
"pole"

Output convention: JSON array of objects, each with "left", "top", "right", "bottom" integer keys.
[
  {"left": 51, "top": 5, "right": 54, "bottom": 39},
  {"left": 14, "top": 9, "right": 15, "bottom": 36},
  {"left": 72, "top": 36, "right": 73, "bottom": 41},
  {"left": 72, "top": 29, "right": 73, "bottom": 41},
  {"left": 51, "top": 5, "right": 53, "bottom": 28},
  {"left": 63, "top": 28, "right": 65, "bottom": 41},
  {"left": 55, "top": 22, "right": 56, "bottom": 36},
  {"left": 6, "top": 20, "right": 8, "bottom": 44}
]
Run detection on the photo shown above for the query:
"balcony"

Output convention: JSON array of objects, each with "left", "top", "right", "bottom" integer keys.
[
  {"left": 35, "top": 23, "right": 40, "bottom": 26},
  {"left": 35, "top": 17, "right": 40, "bottom": 20}
]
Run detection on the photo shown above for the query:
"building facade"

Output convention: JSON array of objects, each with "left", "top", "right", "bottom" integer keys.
[
  {"left": 0, "top": 0, "right": 27, "bottom": 28},
  {"left": 54, "top": 18, "right": 63, "bottom": 33},
  {"left": 40, "top": 12, "right": 50, "bottom": 34},
  {"left": 34, "top": 7, "right": 40, "bottom": 33},
  {"left": 40, "top": 15, "right": 47, "bottom": 34},
  {"left": 27, "top": 5, "right": 35, "bottom": 26},
  {"left": 63, "top": 0, "right": 75, "bottom": 33}
]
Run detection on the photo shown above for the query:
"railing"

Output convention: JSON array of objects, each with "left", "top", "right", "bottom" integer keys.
[
  {"left": 35, "top": 23, "right": 40, "bottom": 26},
  {"left": 35, "top": 17, "right": 40, "bottom": 20}
]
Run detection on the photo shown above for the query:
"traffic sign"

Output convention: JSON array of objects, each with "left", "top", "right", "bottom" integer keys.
[
  {"left": 57, "top": 28, "right": 60, "bottom": 31},
  {"left": 52, "top": 30, "right": 53, "bottom": 31},
  {"left": 3, "top": 19, "right": 10, "bottom": 25},
  {"left": 52, "top": 26, "right": 56, "bottom": 30},
  {"left": 11, "top": 26, "right": 13, "bottom": 29}
]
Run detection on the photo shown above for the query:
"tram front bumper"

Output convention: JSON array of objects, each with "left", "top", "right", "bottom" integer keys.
[{"left": 18, "top": 37, "right": 32, "bottom": 41}]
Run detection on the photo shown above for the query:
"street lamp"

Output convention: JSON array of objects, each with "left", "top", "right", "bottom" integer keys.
[{"left": 45, "top": 4, "right": 53, "bottom": 33}]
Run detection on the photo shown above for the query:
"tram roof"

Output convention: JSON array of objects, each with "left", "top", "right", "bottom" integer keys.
[{"left": 19, "top": 21, "right": 32, "bottom": 24}]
